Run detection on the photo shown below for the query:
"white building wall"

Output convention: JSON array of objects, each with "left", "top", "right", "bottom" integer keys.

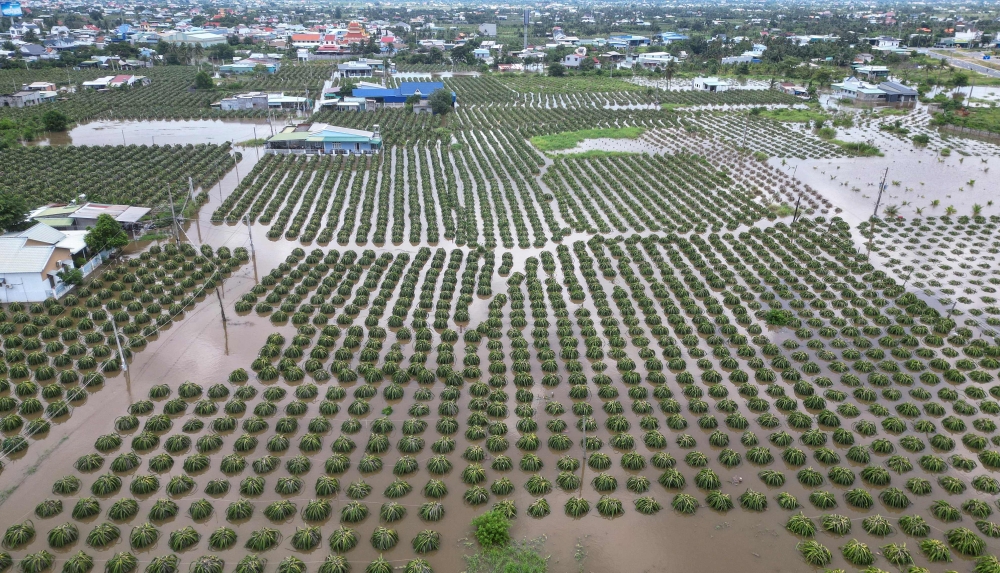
[{"left": 0, "top": 273, "right": 53, "bottom": 303}]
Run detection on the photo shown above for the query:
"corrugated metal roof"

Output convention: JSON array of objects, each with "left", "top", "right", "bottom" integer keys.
[
  {"left": 13, "top": 223, "right": 66, "bottom": 245},
  {"left": 35, "top": 217, "right": 75, "bottom": 228},
  {"left": 72, "top": 203, "right": 129, "bottom": 220},
  {"left": 0, "top": 238, "right": 56, "bottom": 273},
  {"left": 116, "top": 206, "right": 151, "bottom": 223},
  {"left": 35, "top": 205, "right": 81, "bottom": 217}
]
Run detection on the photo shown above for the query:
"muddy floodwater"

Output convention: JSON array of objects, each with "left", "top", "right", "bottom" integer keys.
[
  {"left": 2, "top": 102, "right": 1000, "bottom": 573},
  {"left": 28, "top": 119, "right": 288, "bottom": 147}
]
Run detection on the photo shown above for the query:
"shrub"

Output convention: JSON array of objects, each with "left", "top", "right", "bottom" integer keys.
[{"left": 471, "top": 510, "right": 510, "bottom": 548}]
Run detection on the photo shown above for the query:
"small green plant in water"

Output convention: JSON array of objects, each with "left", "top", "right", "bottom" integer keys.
[{"left": 471, "top": 510, "right": 510, "bottom": 548}]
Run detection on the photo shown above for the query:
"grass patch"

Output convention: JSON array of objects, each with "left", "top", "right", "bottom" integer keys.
[
  {"left": 236, "top": 138, "right": 267, "bottom": 147},
  {"left": 661, "top": 103, "right": 689, "bottom": 111},
  {"left": 933, "top": 106, "right": 1000, "bottom": 135},
  {"left": 878, "top": 108, "right": 909, "bottom": 116},
  {"left": 138, "top": 232, "right": 171, "bottom": 242},
  {"left": 831, "top": 140, "right": 883, "bottom": 157},
  {"left": 465, "top": 538, "right": 549, "bottom": 573},
  {"left": 769, "top": 204, "right": 796, "bottom": 217},
  {"left": 758, "top": 108, "right": 829, "bottom": 123},
  {"left": 530, "top": 127, "right": 646, "bottom": 151}
]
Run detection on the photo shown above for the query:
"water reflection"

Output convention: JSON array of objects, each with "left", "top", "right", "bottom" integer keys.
[{"left": 29, "top": 118, "right": 292, "bottom": 147}]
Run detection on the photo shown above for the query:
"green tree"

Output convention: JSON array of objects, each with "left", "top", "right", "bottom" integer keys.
[
  {"left": 471, "top": 510, "right": 510, "bottom": 548},
  {"left": 84, "top": 214, "right": 129, "bottom": 252},
  {"left": 428, "top": 88, "right": 453, "bottom": 115},
  {"left": 41, "top": 110, "right": 68, "bottom": 132},
  {"left": 0, "top": 191, "right": 29, "bottom": 232},
  {"left": 57, "top": 268, "right": 84, "bottom": 286},
  {"left": 194, "top": 70, "right": 214, "bottom": 89},
  {"left": 338, "top": 81, "right": 357, "bottom": 97},
  {"left": 22, "top": 29, "right": 38, "bottom": 43},
  {"left": 548, "top": 62, "right": 566, "bottom": 77}
]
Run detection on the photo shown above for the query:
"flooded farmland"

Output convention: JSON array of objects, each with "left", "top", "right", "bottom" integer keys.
[{"left": 2, "top": 91, "right": 1000, "bottom": 573}]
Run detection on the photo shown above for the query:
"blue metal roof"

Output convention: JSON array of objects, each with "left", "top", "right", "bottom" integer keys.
[
  {"left": 399, "top": 82, "right": 444, "bottom": 96},
  {"left": 352, "top": 88, "right": 399, "bottom": 99},
  {"left": 352, "top": 82, "right": 446, "bottom": 102}
]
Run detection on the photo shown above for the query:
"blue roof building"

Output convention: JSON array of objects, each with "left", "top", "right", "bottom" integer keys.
[
  {"left": 352, "top": 82, "right": 454, "bottom": 105},
  {"left": 608, "top": 34, "right": 650, "bottom": 48},
  {"left": 659, "top": 32, "right": 689, "bottom": 43}
]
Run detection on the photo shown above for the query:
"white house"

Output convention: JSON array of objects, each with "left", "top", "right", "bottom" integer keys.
[
  {"left": 636, "top": 52, "right": 677, "bottom": 69},
  {"left": 473, "top": 48, "right": 492, "bottom": 62},
  {"left": 864, "top": 36, "right": 901, "bottom": 49},
  {"left": 693, "top": 77, "right": 729, "bottom": 92},
  {"left": 0, "top": 224, "right": 83, "bottom": 302}
]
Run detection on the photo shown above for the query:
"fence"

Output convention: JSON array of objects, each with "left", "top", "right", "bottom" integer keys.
[
  {"left": 938, "top": 124, "right": 1000, "bottom": 142},
  {"left": 79, "top": 249, "right": 113, "bottom": 278}
]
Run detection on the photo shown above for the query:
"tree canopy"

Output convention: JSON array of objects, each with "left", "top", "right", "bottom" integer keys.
[
  {"left": 429, "top": 88, "right": 454, "bottom": 115},
  {"left": 0, "top": 191, "right": 29, "bottom": 233},
  {"left": 194, "top": 71, "right": 214, "bottom": 90},
  {"left": 42, "top": 110, "right": 69, "bottom": 132},
  {"left": 84, "top": 214, "right": 129, "bottom": 252}
]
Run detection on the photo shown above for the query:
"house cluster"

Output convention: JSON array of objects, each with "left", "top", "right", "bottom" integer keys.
[
  {"left": 215, "top": 92, "right": 310, "bottom": 111},
  {"left": 721, "top": 42, "right": 767, "bottom": 65},
  {"left": 81, "top": 74, "right": 150, "bottom": 90},
  {"left": 0, "top": 202, "right": 151, "bottom": 302},
  {"left": 832, "top": 77, "right": 918, "bottom": 105},
  {"left": 218, "top": 56, "right": 281, "bottom": 75},
  {"left": 0, "top": 81, "right": 58, "bottom": 108}
]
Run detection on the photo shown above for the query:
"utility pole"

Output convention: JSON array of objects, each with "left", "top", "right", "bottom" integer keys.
[
  {"left": 791, "top": 194, "right": 802, "bottom": 223},
  {"left": 167, "top": 184, "right": 180, "bottom": 245},
  {"left": 244, "top": 214, "right": 255, "bottom": 258},
  {"left": 215, "top": 286, "right": 227, "bottom": 321},
  {"left": 866, "top": 167, "right": 889, "bottom": 256},
  {"left": 253, "top": 125, "right": 260, "bottom": 161},
  {"left": 232, "top": 149, "right": 240, "bottom": 188},
  {"left": 110, "top": 316, "right": 128, "bottom": 373},
  {"left": 189, "top": 176, "right": 202, "bottom": 243},
  {"left": 741, "top": 109, "right": 750, "bottom": 150}
]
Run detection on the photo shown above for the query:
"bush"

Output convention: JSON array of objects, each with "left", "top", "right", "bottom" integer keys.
[
  {"left": 816, "top": 127, "right": 836, "bottom": 140},
  {"left": 471, "top": 510, "right": 510, "bottom": 548},
  {"left": 912, "top": 134, "right": 930, "bottom": 145}
]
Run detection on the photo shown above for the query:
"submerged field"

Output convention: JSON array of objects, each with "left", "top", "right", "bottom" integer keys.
[{"left": 2, "top": 73, "right": 1000, "bottom": 573}]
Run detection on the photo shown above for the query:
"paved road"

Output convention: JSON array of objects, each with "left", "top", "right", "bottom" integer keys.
[{"left": 917, "top": 48, "right": 1000, "bottom": 78}]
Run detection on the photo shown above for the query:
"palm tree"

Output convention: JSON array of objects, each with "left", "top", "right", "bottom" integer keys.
[
  {"left": 883, "top": 205, "right": 899, "bottom": 217},
  {"left": 931, "top": 199, "right": 940, "bottom": 207},
  {"left": 945, "top": 205, "right": 957, "bottom": 216},
  {"left": 972, "top": 204, "right": 983, "bottom": 216},
  {"left": 664, "top": 59, "right": 677, "bottom": 90}
]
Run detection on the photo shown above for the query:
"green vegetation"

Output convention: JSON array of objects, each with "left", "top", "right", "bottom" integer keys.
[
  {"left": 464, "top": 538, "right": 548, "bottom": 573},
  {"left": 530, "top": 127, "right": 647, "bottom": 152},
  {"left": 831, "top": 140, "right": 883, "bottom": 156},
  {"left": 471, "top": 510, "right": 511, "bottom": 548}
]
